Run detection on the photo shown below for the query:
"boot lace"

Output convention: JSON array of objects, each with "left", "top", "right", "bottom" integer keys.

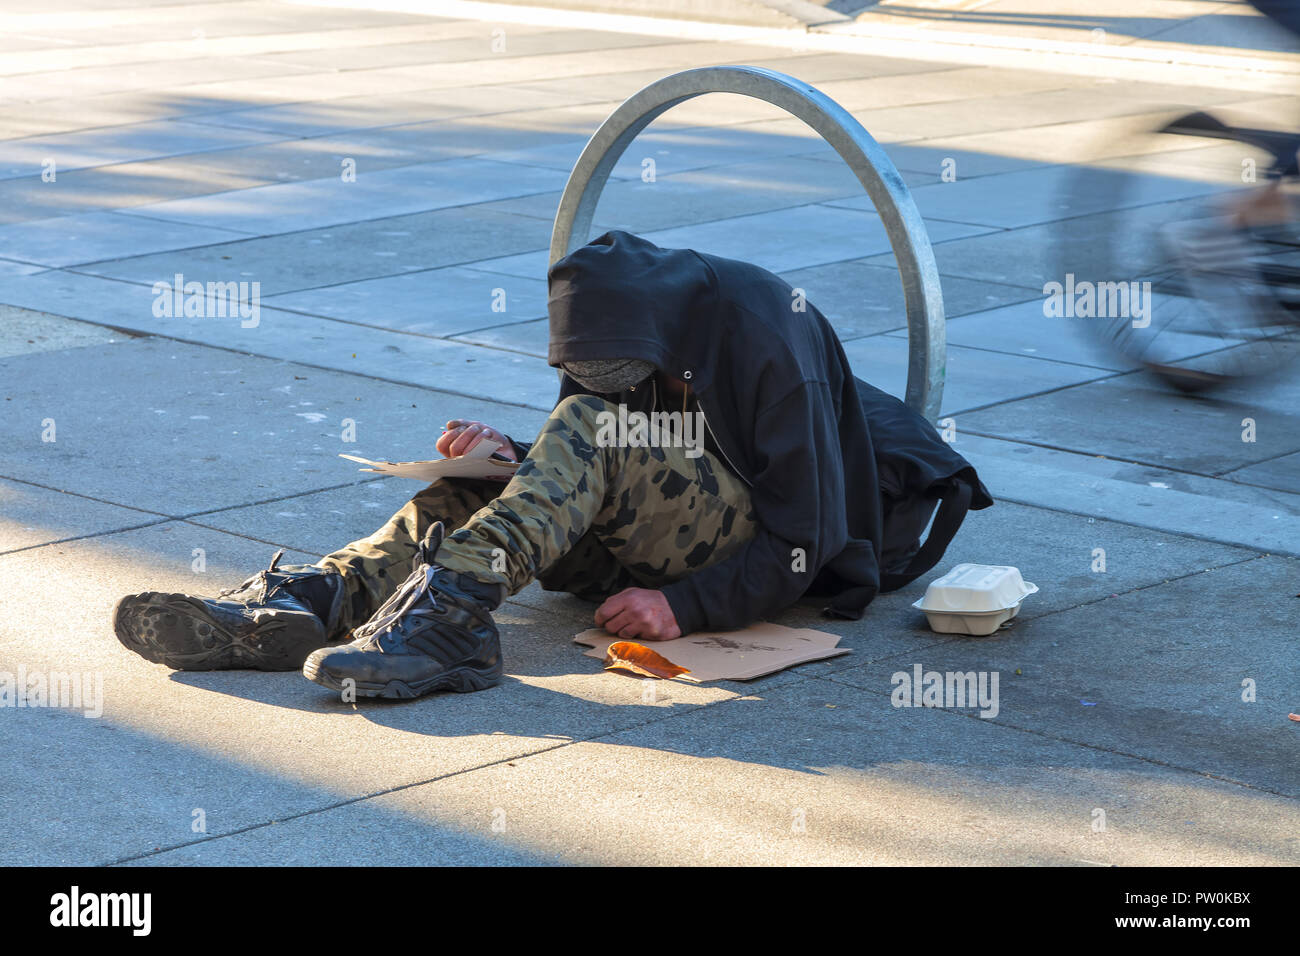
[
  {"left": 217, "top": 549, "right": 296, "bottom": 604},
  {"left": 353, "top": 564, "right": 445, "bottom": 648}
]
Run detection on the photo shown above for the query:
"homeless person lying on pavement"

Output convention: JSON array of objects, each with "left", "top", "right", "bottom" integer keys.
[{"left": 113, "top": 230, "right": 993, "bottom": 700}]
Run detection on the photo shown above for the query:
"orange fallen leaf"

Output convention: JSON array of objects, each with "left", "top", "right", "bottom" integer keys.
[{"left": 604, "top": 641, "right": 690, "bottom": 679}]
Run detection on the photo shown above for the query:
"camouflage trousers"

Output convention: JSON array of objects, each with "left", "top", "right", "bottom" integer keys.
[{"left": 317, "top": 395, "right": 757, "bottom": 636}]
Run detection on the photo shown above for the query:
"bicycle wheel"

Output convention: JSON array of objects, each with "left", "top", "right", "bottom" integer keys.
[{"left": 1054, "top": 114, "right": 1300, "bottom": 392}]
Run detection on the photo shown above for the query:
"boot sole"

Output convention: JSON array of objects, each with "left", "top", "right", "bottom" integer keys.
[
  {"left": 302, "top": 655, "right": 502, "bottom": 699},
  {"left": 113, "top": 592, "right": 326, "bottom": 672}
]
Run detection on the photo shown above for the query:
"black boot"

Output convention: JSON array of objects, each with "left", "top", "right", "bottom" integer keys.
[
  {"left": 113, "top": 552, "right": 345, "bottom": 671},
  {"left": 302, "top": 523, "right": 505, "bottom": 699}
]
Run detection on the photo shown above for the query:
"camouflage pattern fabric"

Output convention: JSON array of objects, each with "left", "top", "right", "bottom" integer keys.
[{"left": 318, "top": 395, "right": 755, "bottom": 636}]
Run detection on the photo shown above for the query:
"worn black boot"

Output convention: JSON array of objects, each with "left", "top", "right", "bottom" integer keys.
[
  {"left": 113, "top": 552, "right": 345, "bottom": 671},
  {"left": 302, "top": 523, "right": 505, "bottom": 699}
]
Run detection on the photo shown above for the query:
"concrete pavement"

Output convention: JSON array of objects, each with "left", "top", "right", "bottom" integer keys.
[{"left": 0, "top": 0, "right": 1297, "bottom": 865}]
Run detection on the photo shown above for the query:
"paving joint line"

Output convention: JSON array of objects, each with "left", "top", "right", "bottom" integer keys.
[
  {"left": 983, "top": 490, "right": 1300, "bottom": 557},
  {"left": 0, "top": 474, "right": 398, "bottom": 555},
  {"left": 0, "top": 472, "right": 173, "bottom": 518},
  {"left": 1013, "top": 552, "right": 1269, "bottom": 619},
  {"left": 1212, "top": 445, "right": 1300, "bottom": 479},
  {"left": 10, "top": 319, "right": 559, "bottom": 412},
  {"left": 0, "top": 519, "right": 176, "bottom": 557},
  {"left": 100, "top": 678, "right": 767, "bottom": 866},
  {"left": 958, "top": 428, "right": 1300, "bottom": 483},
  {"left": 815, "top": 668, "right": 1299, "bottom": 801},
  {"left": 937, "top": 366, "right": 1138, "bottom": 417}
]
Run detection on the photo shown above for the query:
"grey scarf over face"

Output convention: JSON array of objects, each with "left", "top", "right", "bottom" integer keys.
[{"left": 561, "top": 358, "right": 655, "bottom": 393}]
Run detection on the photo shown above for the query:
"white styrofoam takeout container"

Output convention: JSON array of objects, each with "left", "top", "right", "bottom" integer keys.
[{"left": 912, "top": 564, "right": 1039, "bottom": 636}]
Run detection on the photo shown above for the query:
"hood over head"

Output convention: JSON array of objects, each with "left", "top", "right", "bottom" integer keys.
[{"left": 547, "top": 231, "right": 716, "bottom": 388}]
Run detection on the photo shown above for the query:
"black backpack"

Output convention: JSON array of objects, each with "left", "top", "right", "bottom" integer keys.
[{"left": 859, "top": 377, "right": 993, "bottom": 593}]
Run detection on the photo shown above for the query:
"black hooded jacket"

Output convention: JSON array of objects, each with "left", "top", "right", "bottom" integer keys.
[{"left": 538, "top": 230, "right": 993, "bottom": 635}]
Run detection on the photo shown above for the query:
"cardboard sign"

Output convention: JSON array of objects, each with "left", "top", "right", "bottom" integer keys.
[
  {"left": 574, "top": 622, "right": 851, "bottom": 682},
  {"left": 340, "top": 439, "right": 519, "bottom": 482}
]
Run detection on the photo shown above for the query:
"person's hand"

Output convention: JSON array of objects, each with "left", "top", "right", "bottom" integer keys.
[
  {"left": 437, "top": 420, "right": 517, "bottom": 460},
  {"left": 595, "top": 588, "right": 681, "bottom": 642}
]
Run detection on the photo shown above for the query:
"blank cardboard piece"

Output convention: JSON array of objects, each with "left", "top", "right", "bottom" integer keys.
[{"left": 574, "top": 622, "right": 852, "bottom": 682}]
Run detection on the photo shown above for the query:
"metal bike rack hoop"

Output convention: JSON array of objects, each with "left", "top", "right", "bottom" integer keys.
[{"left": 549, "top": 65, "right": 946, "bottom": 421}]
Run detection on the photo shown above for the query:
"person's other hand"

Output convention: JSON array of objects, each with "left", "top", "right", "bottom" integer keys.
[
  {"left": 595, "top": 588, "right": 681, "bottom": 642},
  {"left": 437, "top": 420, "right": 517, "bottom": 460}
]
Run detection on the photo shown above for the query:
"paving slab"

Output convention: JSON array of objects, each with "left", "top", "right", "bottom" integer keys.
[
  {"left": 114, "top": 157, "right": 571, "bottom": 236},
  {"left": 642, "top": 204, "right": 994, "bottom": 273},
  {"left": 884, "top": 297, "right": 1242, "bottom": 372},
  {"left": 840, "top": 334, "right": 1112, "bottom": 415},
  {"left": 0, "top": 479, "right": 164, "bottom": 554},
  {"left": 827, "top": 162, "right": 1231, "bottom": 229},
  {"left": 0, "top": 119, "right": 288, "bottom": 181},
  {"left": 0, "top": 16, "right": 445, "bottom": 78},
  {"left": 958, "top": 373, "right": 1300, "bottom": 475},
  {"left": 0, "top": 212, "right": 252, "bottom": 268},
  {"left": 921, "top": 109, "right": 1228, "bottom": 168},
  {"left": 863, "top": 194, "right": 1215, "bottom": 289},
  {"left": 478, "top": 119, "right": 833, "bottom": 180},
  {"left": 383, "top": 39, "right": 810, "bottom": 93},
  {"left": 511, "top": 51, "right": 960, "bottom": 103},
  {"left": 1225, "top": 452, "right": 1300, "bottom": 496},
  {"left": 182, "top": 86, "right": 583, "bottom": 140},
  {"left": 1194, "top": 345, "right": 1300, "bottom": 419},
  {"left": 0, "top": 259, "right": 44, "bottom": 277},
  {"left": 958, "top": 431, "right": 1300, "bottom": 518},
  {"left": 163, "top": 63, "right": 462, "bottom": 109},
  {"left": 472, "top": 204, "right": 994, "bottom": 279},
  {"left": 965, "top": 448, "right": 1300, "bottom": 558},
  {"left": 0, "top": 159, "right": 278, "bottom": 227},
  {"left": 48, "top": 134, "right": 453, "bottom": 197},
  {"left": 0, "top": 272, "right": 561, "bottom": 409},
  {"left": 263, "top": 265, "right": 549, "bottom": 334},
  {"left": 1095, "top": 141, "right": 1287, "bottom": 180},
  {"left": 1, "top": 701, "right": 405, "bottom": 867},
  {"left": 816, "top": 141, "right": 1056, "bottom": 182},
  {"left": 482, "top": 155, "right": 867, "bottom": 233},
  {"left": 77, "top": 204, "right": 555, "bottom": 295},
  {"left": 828, "top": 552, "right": 1300, "bottom": 799},
  {"left": 451, "top": 317, "right": 552, "bottom": 357},
  {"left": 341, "top": 672, "right": 1300, "bottom": 865},
  {"left": 779, "top": 259, "right": 1038, "bottom": 339},
  {"left": 114, "top": 780, "right": 549, "bottom": 865},
  {"left": 812, "top": 65, "right": 1080, "bottom": 115},
  {"left": 0, "top": 337, "right": 551, "bottom": 514},
  {"left": 841, "top": 85, "right": 1198, "bottom": 144},
  {"left": 0, "top": 306, "right": 123, "bottom": 358},
  {"left": 324, "top": 100, "right": 628, "bottom": 169},
  {"left": 0, "top": 54, "right": 321, "bottom": 108},
  {"left": 249, "top": 26, "right": 674, "bottom": 75},
  {"left": 0, "top": 97, "right": 205, "bottom": 142}
]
